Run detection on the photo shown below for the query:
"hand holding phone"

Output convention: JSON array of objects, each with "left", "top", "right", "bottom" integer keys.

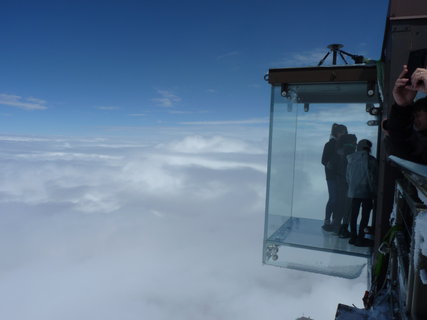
[
  {"left": 410, "top": 68, "right": 427, "bottom": 92},
  {"left": 393, "top": 65, "right": 417, "bottom": 107},
  {"left": 406, "top": 49, "right": 427, "bottom": 85}
]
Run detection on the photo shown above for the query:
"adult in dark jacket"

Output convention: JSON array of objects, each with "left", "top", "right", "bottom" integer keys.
[
  {"left": 321, "top": 123, "right": 347, "bottom": 230},
  {"left": 331, "top": 133, "right": 357, "bottom": 237},
  {"left": 387, "top": 65, "right": 427, "bottom": 164}
]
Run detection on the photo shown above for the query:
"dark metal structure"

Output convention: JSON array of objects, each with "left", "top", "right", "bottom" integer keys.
[
  {"left": 376, "top": 0, "right": 427, "bottom": 254},
  {"left": 369, "top": 2, "right": 427, "bottom": 319},
  {"left": 317, "top": 44, "right": 366, "bottom": 66}
]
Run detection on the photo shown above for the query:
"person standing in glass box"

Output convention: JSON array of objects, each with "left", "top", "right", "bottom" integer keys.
[
  {"left": 321, "top": 123, "right": 347, "bottom": 231},
  {"left": 334, "top": 132, "right": 357, "bottom": 238},
  {"left": 346, "top": 139, "right": 378, "bottom": 246}
]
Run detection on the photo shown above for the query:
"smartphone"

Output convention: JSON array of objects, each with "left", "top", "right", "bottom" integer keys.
[{"left": 406, "top": 49, "right": 427, "bottom": 85}]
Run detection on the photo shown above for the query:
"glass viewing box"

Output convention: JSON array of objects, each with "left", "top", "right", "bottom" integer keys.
[{"left": 263, "top": 65, "right": 381, "bottom": 279}]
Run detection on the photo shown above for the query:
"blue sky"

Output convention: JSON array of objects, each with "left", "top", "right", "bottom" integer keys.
[{"left": 0, "top": 0, "right": 388, "bottom": 136}]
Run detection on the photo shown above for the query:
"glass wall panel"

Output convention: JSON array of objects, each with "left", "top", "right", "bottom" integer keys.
[
  {"left": 264, "top": 86, "right": 298, "bottom": 239},
  {"left": 264, "top": 83, "right": 380, "bottom": 279}
]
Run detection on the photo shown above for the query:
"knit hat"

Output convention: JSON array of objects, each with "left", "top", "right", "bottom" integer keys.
[{"left": 357, "top": 139, "right": 372, "bottom": 151}]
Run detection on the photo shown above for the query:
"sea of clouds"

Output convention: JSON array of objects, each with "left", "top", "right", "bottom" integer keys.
[{"left": 0, "top": 128, "right": 367, "bottom": 320}]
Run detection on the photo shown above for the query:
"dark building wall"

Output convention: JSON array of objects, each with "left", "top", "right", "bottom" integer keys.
[
  {"left": 376, "top": 0, "right": 427, "bottom": 252},
  {"left": 389, "top": 0, "right": 427, "bottom": 19}
]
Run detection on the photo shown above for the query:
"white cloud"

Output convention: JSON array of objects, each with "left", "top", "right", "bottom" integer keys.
[
  {"left": 179, "top": 118, "right": 269, "bottom": 125},
  {"left": 128, "top": 113, "right": 145, "bottom": 117},
  {"left": 27, "top": 97, "right": 47, "bottom": 104},
  {"left": 0, "top": 132, "right": 367, "bottom": 320},
  {"left": 217, "top": 51, "right": 239, "bottom": 60},
  {"left": 276, "top": 46, "right": 371, "bottom": 68},
  {"left": 96, "top": 106, "right": 120, "bottom": 110},
  {"left": 276, "top": 48, "right": 328, "bottom": 68},
  {"left": 160, "top": 135, "right": 265, "bottom": 155},
  {"left": 0, "top": 93, "right": 48, "bottom": 110},
  {"left": 15, "top": 151, "right": 122, "bottom": 162},
  {"left": 152, "top": 90, "right": 181, "bottom": 107},
  {"left": 168, "top": 110, "right": 192, "bottom": 114},
  {"left": 168, "top": 109, "right": 210, "bottom": 115},
  {"left": 0, "top": 135, "right": 54, "bottom": 142}
]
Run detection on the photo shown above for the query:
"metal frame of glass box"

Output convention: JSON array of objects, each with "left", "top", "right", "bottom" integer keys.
[{"left": 263, "top": 64, "right": 382, "bottom": 279}]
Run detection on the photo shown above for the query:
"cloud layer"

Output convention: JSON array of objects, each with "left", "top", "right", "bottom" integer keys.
[{"left": 0, "top": 132, "right": 366, "bottom": 320}]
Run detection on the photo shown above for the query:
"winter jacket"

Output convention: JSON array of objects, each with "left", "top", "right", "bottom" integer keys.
[
  {"left": 386, "top": 103, "right": 427, "bottom": 164},
  {"left": 346, "top": 151, "right": 378, "bottom": 199},
  {"left": 322, "top": 134, "right": 357, "bottom": 180},
  {"left": 335, "top": 134, "right": 357, "bottom": 179},
  {"left": 321, "top": 138, "right": 338, "bottom": 180}
]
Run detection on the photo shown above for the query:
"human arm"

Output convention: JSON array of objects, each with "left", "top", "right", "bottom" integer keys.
[
  {"left": 392, "top": 65, "right": 417, "bottom": 107},
  {"left": 387, "top": 66, "right": 421, "bottom": 160},
  {"left": 321, "top": 141, "right": 333, "bottom": 166}
]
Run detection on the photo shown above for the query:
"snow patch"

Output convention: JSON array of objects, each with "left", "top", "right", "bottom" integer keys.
[{"left": 414, "top": 211, "right": 427, "bottom": 268}]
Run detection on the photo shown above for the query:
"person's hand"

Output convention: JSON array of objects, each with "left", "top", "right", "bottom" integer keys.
[
  {"left": 410, "top": 67, "right": 427, "bottom": 93},
  {"left": 392, "top": 65, "right": 417, "bottom": 107}
]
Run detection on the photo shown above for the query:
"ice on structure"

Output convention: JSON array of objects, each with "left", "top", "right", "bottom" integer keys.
[
  {"left": 420, "top": 269, "right": 427, "bottom": 285},
  {"left": 335, "top": 304, "right": 369, "bottom": 320},
  {"left": 335, "top": 293, "right": 392, "bottom": 320},
  {"left": 389, "top": 188, "right": 398, "bottom": 225},
  {"left": 389, "top": 156, "right": 427, "bottom": 205},
  {"left": 416, "top": 187, "right": 427, "bottom": 205},
  {"left": 389, "top": 155, "right": 427, "bottom": 178},
  {"left": 414, "top": 211, "right": 427, "bottom": 268},
  {"left": 389, "top": 156, "right": 427, "bottom": 271}
]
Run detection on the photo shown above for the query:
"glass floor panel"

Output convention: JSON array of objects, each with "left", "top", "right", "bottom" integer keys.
[
  {"left": 264, "top": 243, "right": 368, "bottom": 279},
  {"left": 263, "top": 218, "right": 369, "bottom": 279},
  {"left": 267, "top": 217, "right": 370, "bottom": 257}
]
